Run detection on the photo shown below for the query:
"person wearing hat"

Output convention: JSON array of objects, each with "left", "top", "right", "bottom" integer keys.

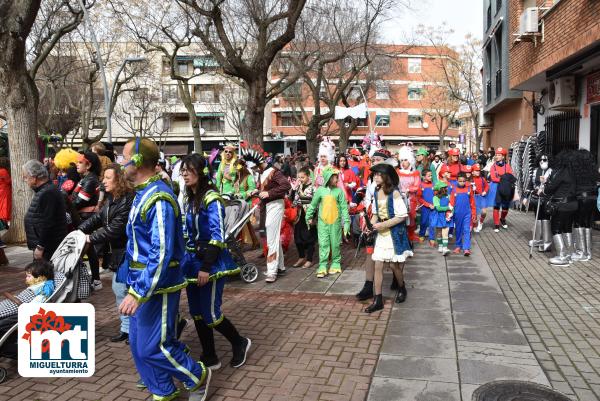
[
  {"left": 488, "top": 147, "right": 513, "bottom": 232},
  {"left": 446, "top": 148, "right": 463, "bottom": 187},
  {"left": 449, "top": 172, "right": 476, "bottom": 256},
  {"left": 417, "top": 169, "right": 436, "bottom": 246},
  {"left": 305, "top": 166, "right": 350, "bottom": 278},
  {"left": 471, "top": 164, "right": 489, "bottom": 233},
  {"left": 397, "top": 145, "right": 421, "bottom": 242},
  {"left": 73, "top": 151, "right": 102, "bottom": 290},
  {"left": 216, "top": 144, "right": 238, "bottom": 195},
  {"left": 432, "top": 181, "right": 453, "bottom": 256},
  {"left": 416, "top": 147, "right": 437, "bottom": 184},
  {"left": 363, "top": 162, "right": 411, "bottom": 313}
]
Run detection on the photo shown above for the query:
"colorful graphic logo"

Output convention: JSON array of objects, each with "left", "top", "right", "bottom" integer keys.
[{"left": 18, "top": 303, "right": 95, "bottom": 377}]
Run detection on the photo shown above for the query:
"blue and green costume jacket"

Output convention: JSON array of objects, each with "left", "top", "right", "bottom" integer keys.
[
  {"left": 182, "top": 190, "right": 240, "bottom": 282},
  {"left": 122, "top": 175, "right": 187, "bottom": 302}
]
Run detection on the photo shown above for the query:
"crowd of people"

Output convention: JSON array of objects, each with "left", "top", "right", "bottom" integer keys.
[{"left": 0, "top": 134, "right": 598, "bottom": 400}]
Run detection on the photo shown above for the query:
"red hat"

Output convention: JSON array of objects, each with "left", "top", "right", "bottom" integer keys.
[
  {"left": 349, "top": 148, "right": 361, "bottom": 156},
  {"left": 471, "top": 163, "right": 481, "bottom": 172},
  {"left": 448, "top": 148, "right": 460, "bottom": 156},
  {"left": 496, "top": 147, "right": 508, "bottom": 156},
  {"left": 438, "top": 164, "right": 450, "bottom": 179},
  {"left": 463, "top": 165, "right": 473, "bottom": 173}
]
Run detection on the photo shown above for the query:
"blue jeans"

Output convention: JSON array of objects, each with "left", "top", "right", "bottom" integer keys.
[{"left": 112, "top": 273, "right": 130, "bottom": 334}]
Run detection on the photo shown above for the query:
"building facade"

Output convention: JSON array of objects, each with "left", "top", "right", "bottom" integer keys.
[
  {"left": 508, "top": 0, "right": 600, "bottom": 159},
  {"left": 482, "top": 0, "right": 535, "bottom": 149}
]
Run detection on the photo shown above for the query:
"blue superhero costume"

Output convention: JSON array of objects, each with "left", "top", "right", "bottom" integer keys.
[
  {"left": 450, "top": 185, "right": 476, "bottom": 251},
  {"left": 182, "top": 189, "right": 240, "bottom": 327},
  {"left": 418, "top": 181, "right": 435, "bottom": 241},
  {"left": 123, "top": 175, "right": 206, "bottom": 401}
]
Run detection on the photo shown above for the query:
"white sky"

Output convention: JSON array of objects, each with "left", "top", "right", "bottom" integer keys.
[{"left": 381, "top": 0, "right": 484, "bottom": 46}]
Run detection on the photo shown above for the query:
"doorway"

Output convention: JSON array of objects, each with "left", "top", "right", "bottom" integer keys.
[{"left": 592, "top": 105, "right": 600, "bottom": 163}]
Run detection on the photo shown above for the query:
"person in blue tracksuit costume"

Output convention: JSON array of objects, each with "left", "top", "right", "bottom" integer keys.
[
  {"left": 417, "top": 170, "right": 436, "bottom": 245},
  {"left": 118, "top": 138, "right": 210, "bottom": 401},
  {"left": 449, "top": 173, "right": 476, "bottom": 257},
  {"left": 180, "top": 153, "right": 252, "bottom": 371}
]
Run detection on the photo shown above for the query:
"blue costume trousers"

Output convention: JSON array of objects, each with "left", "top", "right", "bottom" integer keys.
[
  {"left": 129, "top": 291, "right": 206, "bottom": 399},
  {"left": 454, "top": 211, "right": 472, "bottom": 250},
  {"left": 419, "top": 207, "right": 435, "bottom": 240},
  {"left": 186, "top": 278, "right": 225, "bottom": 328}
]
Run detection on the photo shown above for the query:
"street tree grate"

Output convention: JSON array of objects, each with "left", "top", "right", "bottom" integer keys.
[{"left": 472, "top": 381, "right": 574, "bottom": 401}]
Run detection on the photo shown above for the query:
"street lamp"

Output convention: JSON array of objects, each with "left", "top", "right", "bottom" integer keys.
[{"left": 108, "top": 56, "right": 147, "bottom": 142}]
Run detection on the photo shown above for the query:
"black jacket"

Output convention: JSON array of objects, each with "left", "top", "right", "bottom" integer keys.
[
  {"left": 544, "top": 168, "right": 576, "bottom": 199},
  {"left": 79, "top": 192, "right": 133, "bottom": 251},
  {"left": 72, "top": 172, "right": 100, "bottom": 210},
  {"left": 24, "top": 181, "right": 67, "bottom": 259}
]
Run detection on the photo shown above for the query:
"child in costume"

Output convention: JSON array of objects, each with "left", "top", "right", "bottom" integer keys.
[
  {"left": 450, "top": 172, "right": 476, "bottom": 256},
  {"left": 365, "top": 162, "right": 412, "bottom": 313},
  {"left": 446, "top": 148, "right": 462, "bottom": 187},
  {"left": 291, "top": 167, "right": 317, "bottom": 269},
  {"left": 215, "top": 144, "right": 237, "bottom": 195},
  {"left": 305, "top": 166, "right": 350, "bottom": 278},
  {"left": 488, "top": 147, "right": 513, "bottom": 232},
  {"left": 397, "top": 145, "right": 421, "bottom": 242},
  {"left": 471, "top": 164, "right": 489, "bottom": 232},
  {"left": 417, "top": 170, "right": 436, "bottom": 246},
  {"left": 432, "top": 181, "right": 453, "bottom": 256}
]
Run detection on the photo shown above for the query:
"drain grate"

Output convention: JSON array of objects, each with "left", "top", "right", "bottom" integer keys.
[{"left": 472, "top": 381, "right": 574, "bottom": 401}]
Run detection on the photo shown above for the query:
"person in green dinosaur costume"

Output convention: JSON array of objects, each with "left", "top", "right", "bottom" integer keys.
[{"left": 305, "top": 166, "right": 350, "bottom": 278}]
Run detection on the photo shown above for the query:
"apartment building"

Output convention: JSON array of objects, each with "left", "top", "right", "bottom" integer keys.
[
  {"left": 269, "top": 45, "right": 460, "bottom": 154},
  {"left": 482, "top": 0, "right": 535, "bottom": 149},
  {"left": 507, "top": 0, "right": 600, "bottom": 159}
]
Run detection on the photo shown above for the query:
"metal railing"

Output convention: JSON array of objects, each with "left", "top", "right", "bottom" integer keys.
[{"left": 544, "top": 111, "right": 581, "bottom": 155}]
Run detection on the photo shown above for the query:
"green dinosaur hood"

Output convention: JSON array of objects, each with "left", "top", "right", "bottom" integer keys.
[{"left": 322, "top": 166, "right": 339, "bottom": 187}]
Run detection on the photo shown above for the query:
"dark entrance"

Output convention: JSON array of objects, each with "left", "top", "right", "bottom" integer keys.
[
  {"left": 544, "top": 111, "right": 581, "bottom": 155},
  {"left": 591, "top": 104, "right": 600, "bottom": 163}
]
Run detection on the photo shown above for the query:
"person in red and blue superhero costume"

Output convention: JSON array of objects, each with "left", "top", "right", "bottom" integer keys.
[
  {"left": 471, "top": 164, "right": 489, "bottom": 232},
  {"left": 446, "top": 148, "right": 465, "bottom": 187},
  {"left": 180, "top": 154, "right": 251, "bottom": 372},
  {"left": 487, "top": 147, "right": 513, "bottom": 231},
  {"left": 449, "top": 172, "right": 477, "bottom": 256},
  {"left": 417, "top": 169, "right": 436, "bottom": 245},
  {"left": 118, "top": 138, "right": 209, "bottom": 401}
]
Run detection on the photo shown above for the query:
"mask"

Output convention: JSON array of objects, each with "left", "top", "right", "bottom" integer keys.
[{"left": 540, "top": 162, "right": 548, "bottom": 170}]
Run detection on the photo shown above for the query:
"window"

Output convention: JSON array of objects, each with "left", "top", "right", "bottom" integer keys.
[
  {"left": 408, "top": 58, "right": 421, "bottom": 74},
  {"left": 356, "top": 117, "right": 368, "bottom": 127},
  {"left": 375, "top": 81, "right": 390, "bottom": 100},
  {"left": 282, "top": 82, "right": 302, "bottom": 99},
  {"left": 134, "top": 117, "right": 146, "bottom": 131},
  {"left": 375, "top": 114, "right": 390, "bottom": 127},
  {"left": 408, "top": 114, "right": 423, "bottom": 128},
  {"left": 92, "top": 117, "right": 106, "bottom": 129},
  {"left": 194, "top": 85, "right": 220, "bottom": 103},
  {"left": 319, "top": 83, "right": 328, "bottom": 98},
  {"left": 487, "top": 4, "right": 492, "bottom": 29},
  {"left": 408, "top": 84, "right": 423, "bottom": 100},
  {"left": 193, "top": 56, "right": 219, "bottom": 71},
  {"left": 496, "top": 0, "right": 502, "bottom": 13},
  {"left": 133, "top": 87, "right": 149, "bottom": 101},
  {"left": 449, "top": 118, "right": 462, "bottom": 129},
  {"left": 178, "top": 61, "right": 189, "bottom": 75},
  {"left": 279, "top": 112, "right": 302, "bottom": 127},
  {"left": 199, "top": 115, "right": 224, "bottom": 132},
  {"left": 162, "top": 85, "right": 179, "bottom": 103}
]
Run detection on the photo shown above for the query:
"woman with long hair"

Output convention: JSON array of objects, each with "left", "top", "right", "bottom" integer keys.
[
  {"left": 79, "top": 164, "right": 134, "bottom": 342},
  {"left": 180, "top": 153, "right": 251, "bottom": 370},
  {"left": 335, "top": 154, "right": 360, "bottom": 202},
  {"left": 570, "top": 149, "right": 599, "bottom": 261},
  {"left": 541, "top": 150, "right": 578, "bottom": 266},
  {"left": 233, "top": 159, "right": 260, "bottom": 248}
]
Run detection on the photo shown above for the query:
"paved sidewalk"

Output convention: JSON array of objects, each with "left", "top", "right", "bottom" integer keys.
[
  {"left": 366, "top": 239, "right": 549, "bottom": 401},
  {"left": 477, "top": 211, "right": 600, "bottom": 401}
]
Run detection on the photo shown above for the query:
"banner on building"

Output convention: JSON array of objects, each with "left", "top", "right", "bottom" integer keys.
[{"left": 587, "top": 71, "right": 600, "bottom": 104}]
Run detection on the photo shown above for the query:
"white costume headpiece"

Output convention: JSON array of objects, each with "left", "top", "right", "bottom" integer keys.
[{"left": 397, "top": 144, "right": 415, "bottom": 170}]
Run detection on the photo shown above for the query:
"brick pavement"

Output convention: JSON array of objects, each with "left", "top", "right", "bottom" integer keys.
[
  {"left": 0, "top": 245, "right": 390, "bottom": 401},
  {"left": 477, "top": 211, "right": 600, "bottom": 401}
]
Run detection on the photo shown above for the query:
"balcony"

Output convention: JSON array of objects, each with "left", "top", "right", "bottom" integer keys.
[
  {"left": 495, "top": 70, "right": 502, "bottom": 98},
  {"left": 486, "top": 80, "right": 492, "bottom": 105}
]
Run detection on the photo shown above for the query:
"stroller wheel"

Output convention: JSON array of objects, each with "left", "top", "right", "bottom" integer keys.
[
  {"left": 241, "top": 263, "right": 258, "bottom": 283},
  {"left": 0, "top": 367, "right": 7, "bottom": 384}
]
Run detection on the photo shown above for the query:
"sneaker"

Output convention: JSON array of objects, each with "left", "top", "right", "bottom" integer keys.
[
  {"left": 92, "top": 280, "right": 103, "bottom": 291},
  {"left": 419, "top": 236, "right": 425, "bottom": 242},
  {"left": 449, "top": 233, "right": 453, "bottom": 239},
  {"left": 231, "top": 337, "right": 252, "bottom": 368},
  {"left": 494, "top": 225, "right": 500, "bottom": 233},
  {"left": 500, "top": 219, "right": 508, "bottom": 229},
  {"left": 200, "top": 354, "right": 221, "bottom": 370},
  {"left": 277, "top": 268, "right": 286, "bottom": 276},
  {"left": 136, "top": 378, "right": 146, "bottom": 389},
  {"left": 437, "top": 245, "right": 443, "bottom": 252},
  {"left": 316, "top": 272, "right": 326, "bottom": 278},
  {"left": 328, "top": 268, "right": 341, "bottom": 275},
  {"left": 452, "top": 247, "right": 461, "bottom": 254},
  {"left": 464, "top": 250, "right": 471, "bottom": 257},
  {"left": 474, "top": 221, "right": 482, "bottom": 233},
  {"left": 442, "top": 247, "right": 450, "bottom": 256},
  {"left": 188, "top": 368, "right": 211, "bottom": 401},
  {"left": 265, "top": 274, "right": 277, "bottom": 283}
]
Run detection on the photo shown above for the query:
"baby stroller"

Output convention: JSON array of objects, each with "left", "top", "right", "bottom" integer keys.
[
  {"left": 222, "top": 195, "right": 260, "bottom": 283},
  {"left": 0, "top": 230, "right": 89, "bottom": 383}
]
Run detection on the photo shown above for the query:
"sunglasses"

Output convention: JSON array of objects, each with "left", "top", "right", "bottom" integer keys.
[
  {"left": 541, "top": 158, "right": 548, "bottom": 161},
  {"left": 223, "top": 150, "right": 233, "bottom": 154}
]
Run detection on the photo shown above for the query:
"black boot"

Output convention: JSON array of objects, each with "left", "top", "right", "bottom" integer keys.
[
  {"left": 355, "top": 280, "right": 373, "bottom": 301},
  {"left": 396, "top": 285, "right": 407, "bottom": 303},
  {"left": 193, "top": 320, "right": 220, "bottom": 369},
  {"left": 390, "top": 275, "right": 399, "bottom": 290},
  {"left": 364, "top": 294, "right": 384, "bottom": 313},
  {"left": 215, "top": 317, "right": 251, "bottom": 368}
]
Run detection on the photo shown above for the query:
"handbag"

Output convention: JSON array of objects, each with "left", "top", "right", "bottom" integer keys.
[{"left": 545, "top": 201, "right": 558, "bottom": 217}]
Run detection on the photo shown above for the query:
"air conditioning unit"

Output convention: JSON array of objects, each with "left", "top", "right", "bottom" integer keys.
[
  {"left": 273, "top": 98, "right": 280, "bottom": 106},
  {"left": 479, "top": 109, "right": 493, "bottom": 128},
  {"left": 548, "top": 77, "right": 577, "bottom": 109},
  {"left": 519, "top": 7, "right": 539, "bottom": 35}
]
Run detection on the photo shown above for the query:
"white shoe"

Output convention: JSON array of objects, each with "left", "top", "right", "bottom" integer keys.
[
  {"left": 188, "top": 367, "right": 211, "bottom": 401},
  {"left": 438, "top": 245, "right": 443, "bottom": 252},
  {"left": 442, "top": 247, "right": 450, "bottom": 256},
  {"left": 474, "top": 222, "right": 482, "bottom": 232},
  {"left": 92, "top": 280, "right": 103, "bottom": 291}
]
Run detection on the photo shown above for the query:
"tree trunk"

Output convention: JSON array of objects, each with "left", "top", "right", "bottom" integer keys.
[
  {"left": 305, "top": 119, "right": 320, "bottom": 161},
  {"left": 243, "top": 79, "right": 267, "bottom": 146},
  {"left": 338, "top": 119, "right": 357, "bottom": 154},
  {"left": 178, "top": 81, "right": 202, "bottom": 152},
  {"left": 4, "top": 77, "right": 40, "bottom": 243}
]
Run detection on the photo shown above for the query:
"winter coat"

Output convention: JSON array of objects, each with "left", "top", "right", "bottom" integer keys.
[{"left": 71, "top": 172, "right": 100, "bottom": 211}]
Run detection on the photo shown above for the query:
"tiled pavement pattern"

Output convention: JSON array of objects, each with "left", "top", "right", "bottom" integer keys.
[
  {"left": 0, "top": 245, "right": 390, "bottom": 401},
  {"left": 477, "top": 211, "right": 600, "bottom": 401},
  {"left": 366, "top": 240, "right": 549, "bottom": 401}
]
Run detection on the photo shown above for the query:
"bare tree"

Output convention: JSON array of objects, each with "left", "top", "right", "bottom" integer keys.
[
  {"left": 0, "top": 0, "right": 89, "bottom": 242},
  {"left": 418, "top": 25, "right": 483, "bottom": 150},
  {"left": 178, "top": 0, "right": 308, "bottom": 146},
  {"left": 420, "top": 83, "right": 460, "bottom": 149}
]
